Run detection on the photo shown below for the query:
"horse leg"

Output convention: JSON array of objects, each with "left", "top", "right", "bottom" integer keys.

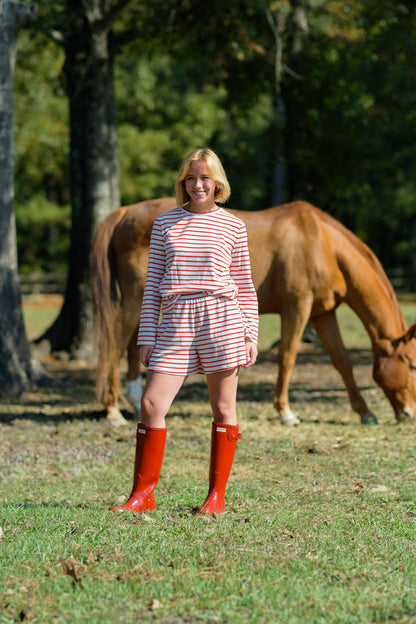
[
  {"left": 119, "top": 290, "right": 144, "bottom": 418},
  {"left": 310, "top": 310, "right": 378, "bottom": 424},
  {"left": 101, "top": 306, "right": 129, "bottom": 426},
  {"left": 274, "top": 303, "right": 312, "bottom": 426},
  {"left": 107, "top": 320, "right": 142, "bottom": 425},
  {"left": 106, "top": 303, "right": 141, "bottom": 426},
  {"left": 106, "top": 348, "right": 130, "bottom": 426},
  {"left": 126, "top": 327, "right": 142, "bottom": 418}
]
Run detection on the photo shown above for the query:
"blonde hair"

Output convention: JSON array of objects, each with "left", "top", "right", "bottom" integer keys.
[{"left": 175, "top": 148, "right": 231, "bottom": 206}]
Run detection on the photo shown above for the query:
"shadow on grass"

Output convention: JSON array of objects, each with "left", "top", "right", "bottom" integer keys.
[
  {"left": 0, "top": 501, "right": 203, "bottom": 516},
  {"left": 258, "top": 346, "right": 374, "bottom": 367},
  {"left": 0, "top": 501, "right": 103, "bottom": 510},
  {"left": 0, "top": 408, "right": 135, "bottom": 425},
  {"left": 0, "top": 346, "right": 376, "bottom": 424},
  {"left": 172, "top": 377, "right": 376, "bottom": 411}
]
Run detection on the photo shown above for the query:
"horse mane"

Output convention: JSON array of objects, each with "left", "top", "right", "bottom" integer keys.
[{"left": 311, "top": 204, "right": 404, "bottom": 320}]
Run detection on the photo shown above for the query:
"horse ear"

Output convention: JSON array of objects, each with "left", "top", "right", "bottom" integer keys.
[{"left": 401, "top": 323, "right": 416, "bottom": 345}]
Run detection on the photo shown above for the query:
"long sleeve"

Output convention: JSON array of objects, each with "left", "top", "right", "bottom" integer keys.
[
  {"left": 137, "top": 206, "right": 259, "bottom": 346},
  {"left": 137, "top": 219, "right": 166, "bottom": 345},
  {"left": 230, "top": 224, "right": 259, "bottom": 344}
]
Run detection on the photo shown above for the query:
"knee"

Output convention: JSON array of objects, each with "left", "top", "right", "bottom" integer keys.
[
  {"left": 140, "top": 393, "right": 167, "bottom": 428},
  {"left": 141, "top": 392, "right": 157, "bottom": 416},
  {"left": 211, "top": 400, "right": 236, "bottom": 425},
  {"left": 141, "top": 390, "right": 169, "bottom": 419}
]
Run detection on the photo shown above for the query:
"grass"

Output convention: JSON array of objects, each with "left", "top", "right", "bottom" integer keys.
[
  {"left": 1, "top": 295, "right": 416, "bottom": 623},
  {"left": 3, "top": 414, "right": 416, "bottom": 623}
]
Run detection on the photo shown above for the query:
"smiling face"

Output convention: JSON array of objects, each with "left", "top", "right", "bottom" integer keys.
[{"left": 184, "top": 160, "right": 217, "bottom": 212}]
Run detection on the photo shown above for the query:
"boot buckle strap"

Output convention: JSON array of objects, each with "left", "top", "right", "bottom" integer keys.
[
  {"left": 215, "top": 426, "right": 242, "bottom": 441},
  {"left": 229, "top": 431, "right": 242, "bottom": 441}
]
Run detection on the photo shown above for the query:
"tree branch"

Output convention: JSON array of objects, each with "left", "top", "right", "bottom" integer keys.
[
  {"left": 260, "top": 0, "right": 287, "bottom": 92},
  {"left": 80, "top": 0, "right": 135, "bottom": 30}
]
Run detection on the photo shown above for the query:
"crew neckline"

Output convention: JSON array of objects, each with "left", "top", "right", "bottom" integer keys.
[{"left": 181, "top": 204, "right": 222, "bottom": 215}]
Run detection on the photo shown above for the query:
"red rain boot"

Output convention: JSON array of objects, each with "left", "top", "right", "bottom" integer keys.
[
  {"left": 197, "top": 422, "right": 242, "bottom": 515},
  {"left": 110, "top": 423, "right": 167, "bottom": 513}
]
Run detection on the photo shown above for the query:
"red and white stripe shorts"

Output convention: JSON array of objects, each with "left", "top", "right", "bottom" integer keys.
[{"left": 148, "top": 294, "right": 248, "bottom": 375}]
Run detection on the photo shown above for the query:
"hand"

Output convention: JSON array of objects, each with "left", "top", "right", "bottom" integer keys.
[
  {"left": 139, "top": 345, "right": 154, "bottom": 368},
  {"left": 243, "top": 339, "right": 258, "bottom": 368}
]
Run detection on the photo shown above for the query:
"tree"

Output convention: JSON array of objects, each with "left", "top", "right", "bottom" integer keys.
[
  {"left": 0, "top": 0, "right": 37, "bottom": 395},
  {"left": 33, "top": 0, "right": 123, "bottom": 357},
  {"left": 32, "top": 0, "right": 204, "bottom": 357},
  {"left": 11, "top": 0, "right": 416, "bottom": 295}
]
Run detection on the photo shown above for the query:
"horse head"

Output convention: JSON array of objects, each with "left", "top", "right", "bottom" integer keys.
[{"left": 373, "top": 323, "right": 416, "bottom": 422}]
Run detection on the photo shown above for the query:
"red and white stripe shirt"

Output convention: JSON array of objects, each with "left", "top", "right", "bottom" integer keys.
[{"left": 138, "top": 205, "right": 258, "bottom": 346}]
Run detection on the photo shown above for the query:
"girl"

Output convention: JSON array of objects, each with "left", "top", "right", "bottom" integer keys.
[{"left": 111, "top": 148, "right": 258, "bottom": 515}]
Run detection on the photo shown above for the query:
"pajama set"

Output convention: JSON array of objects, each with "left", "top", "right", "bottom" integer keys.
[{"left": 137, "top": 205, "right": 258, "bottom": 375}]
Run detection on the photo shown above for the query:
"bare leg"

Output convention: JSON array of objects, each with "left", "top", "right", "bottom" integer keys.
[
  {"left": 140, "top": 371, "right": 186, "bottom": 428},
  {"left": 205, "top": 367, "right": 239, "bottom": 425}
]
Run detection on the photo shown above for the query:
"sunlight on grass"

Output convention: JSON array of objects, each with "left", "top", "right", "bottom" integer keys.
[
  {"left": 2, "top": 412, "right": 416, "bottom": 623},
  {"left": 22, "top": 295, "right": 63, "bottom": 341}
]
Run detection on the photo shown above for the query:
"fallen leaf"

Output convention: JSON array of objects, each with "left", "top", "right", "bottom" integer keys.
[
  {"left": 87, "top": 550, "right": 102, "bottom": 563},
  {"left": 134, "top": 513, "right": 155, "bottom": 523},
  {"left": 69, "top": 521, "right": 81, "bottom": 534},
  {"left": 151, "top": 598, "right": 162, "bottom": 611},
  {"left": 114, "top": 495, "right": 127, "bottom": 504},
  {"left": 59, "top": 555, "right": 84, "bottom": 589},
  {"left": 281, "top": 529, "right": 302, "bottom": 539}
]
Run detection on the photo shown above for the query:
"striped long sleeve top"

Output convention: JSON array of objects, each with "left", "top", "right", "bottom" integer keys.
[{"left": 137, "top": 205, "right": 259, "bottom": 346}]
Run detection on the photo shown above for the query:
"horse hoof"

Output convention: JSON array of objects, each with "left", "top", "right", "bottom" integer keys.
[
  {"left": 360, "top": 412, "right": 379, "bottom": 425},
  {"left": 106, "top": 407, "right": 128, "bottom": 427},
  {"left": 280, "top": 412, "right": 301, "bottom": 427},
  {"left": 396, "top": 409, "right": 413, "bottom": 423}
]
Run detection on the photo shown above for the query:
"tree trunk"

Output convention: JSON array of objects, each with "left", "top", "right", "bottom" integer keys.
[
  {"left": 263, "top": 0, "right": 309, "bottom": 205},
  {"left": 261, "top": 2, "right": 287, "bottom": 206},
  {"left": 37, "top": 0, "right": 120, "bottom": 358},
  {"left": 282, "top": 0, "right": 309, "bottom": 201},
  {"left": 0, "top": 1, "right": 37, "bottom": 396}
]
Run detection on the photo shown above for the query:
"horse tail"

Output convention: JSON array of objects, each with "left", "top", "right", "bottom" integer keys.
[{"left": 90, "top": 208, "right": 127, "bottom": 407}]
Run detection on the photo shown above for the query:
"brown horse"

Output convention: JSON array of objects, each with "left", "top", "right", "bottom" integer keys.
[{"left": 90, "top": 198, "right": 416, "bottom": 426}]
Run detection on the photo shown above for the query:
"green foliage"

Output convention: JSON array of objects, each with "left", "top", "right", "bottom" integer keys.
[
  {"left": 14, "top": 31, "right": 68, "bottom": 206},
  {"left": 115, "top": 49, "right": 275, "bottom": 210},
  {"left": 13, "top": 29, "right": 70, "bottom": 274},
  {"left": 116, "top": 53, "right": 228, "bottom": 204},
  {"left": 12, "top": 0, "right": 416, "bottom": 273},
  {"left": 282, "top": 0, "right": 416, "bottom": 269},
  {"left": 15, "top": 195, "right": 70, "bottom": 273}
]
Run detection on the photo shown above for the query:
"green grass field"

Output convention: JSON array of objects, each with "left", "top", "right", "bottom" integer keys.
[{"left": 1, "top": 296, "right": 416, "bottom": 623}]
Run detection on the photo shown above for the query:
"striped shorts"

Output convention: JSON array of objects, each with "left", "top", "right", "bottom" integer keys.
[{"left": 148, "top": 294, "right": 248, "bottom": 375}]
